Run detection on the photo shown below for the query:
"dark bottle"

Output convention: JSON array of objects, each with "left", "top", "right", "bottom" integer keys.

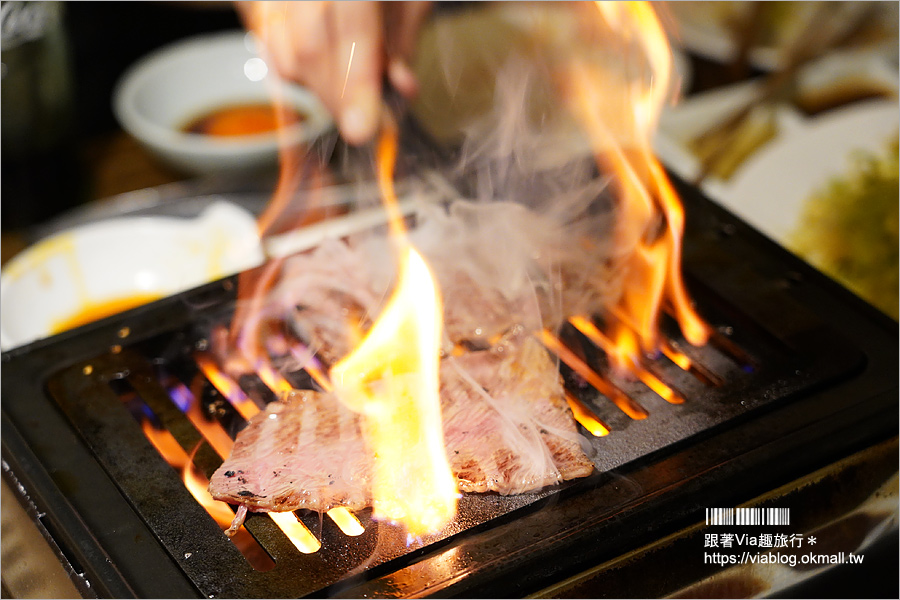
[{"left": 1, "top": 1, "right": 85, "bottom": 232}]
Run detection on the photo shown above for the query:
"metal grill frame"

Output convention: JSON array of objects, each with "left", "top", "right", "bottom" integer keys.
[{"left": 2, "top": 177, "right": 897, "bottom": 598}]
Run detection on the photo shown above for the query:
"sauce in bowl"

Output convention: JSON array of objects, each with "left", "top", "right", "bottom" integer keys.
[
  {"left": 51, "top": 293, "right": 162, "bottom": 334},
  {"left": 182, "top": 103, "right": 305, "bottom": 137}
]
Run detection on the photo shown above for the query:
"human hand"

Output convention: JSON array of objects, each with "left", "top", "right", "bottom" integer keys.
[{"left": 237, "top": 1, "right": 432, "bottom": 145}]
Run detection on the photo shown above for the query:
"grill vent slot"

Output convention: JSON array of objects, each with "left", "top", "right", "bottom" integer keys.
[{"left": 543, "top": 313, "right": 757, "bottom": 437}]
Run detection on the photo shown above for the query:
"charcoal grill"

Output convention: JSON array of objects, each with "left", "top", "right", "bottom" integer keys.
[{"left": 2, "top": 174, "right": 897, "bottom": 598}]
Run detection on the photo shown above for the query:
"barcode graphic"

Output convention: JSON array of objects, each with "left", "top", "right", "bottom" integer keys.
[{"left": 706, "top": 508, "right": 790, "bottom": 526}]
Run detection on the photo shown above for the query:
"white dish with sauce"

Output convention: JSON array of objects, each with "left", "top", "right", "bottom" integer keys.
[
  {"left": 113, "top": 30, "right": 334, "bottom": 176},
  {"left": 0, "top": 201, "right": 265, "bottom": 350}
]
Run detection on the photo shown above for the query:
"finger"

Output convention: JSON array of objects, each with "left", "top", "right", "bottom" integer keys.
[
  {"left": 234, "top": 1, "right": 255, "bottom": 28},
  {"left": 281, "top": 1, "right": 341, "bottom": 117},
  {"left": 387, "top": 57, "right": 418, "bottom": 98},
  {"left": 247, "top": 2, "right": 295, "bottom": 77},
  {"left": 333, "top": 1, "right": 383, "bottom": 145},
  {"left": 281, "top": 1, "right": 329, "bottom": 72},
  {"left": 385, "top": 1, "right": 432, "bottom": 99},
  {"left": 246, "top": 2, "right": 341, "bottom": 118},
  {"left": 386, "top": 1, "right": 432, "bottom": 60}
]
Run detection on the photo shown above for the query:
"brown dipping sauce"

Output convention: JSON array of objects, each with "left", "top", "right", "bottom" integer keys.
[
  {"left": 182, "top": 103, "right": 305, "bottom": 137},
  {"left": 51, "top": 294, "right": 161, "bottom": 334}
]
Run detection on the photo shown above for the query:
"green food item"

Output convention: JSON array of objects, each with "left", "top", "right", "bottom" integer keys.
[{"left": 789, "top": 137, "right": 899, "bottom": 319}]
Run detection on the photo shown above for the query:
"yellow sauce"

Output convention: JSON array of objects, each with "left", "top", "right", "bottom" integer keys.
[{"left": 51, "top": 294, "right": 161, "bottom": 334}]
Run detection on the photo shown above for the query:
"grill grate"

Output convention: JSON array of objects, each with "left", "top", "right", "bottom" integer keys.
[{"left": 3, "top": 179, "right": 896, "bottom": 598}]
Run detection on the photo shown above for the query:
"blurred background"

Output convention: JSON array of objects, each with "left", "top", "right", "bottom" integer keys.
[
  {"left": 1, "top": 2, "right": 896, "bottom": 230},
  {"left": 1, "top": 1, "right": 242, "bottom": 239},
  {"left": 2, "top": 0, "right": 897, "bottom": 338}
]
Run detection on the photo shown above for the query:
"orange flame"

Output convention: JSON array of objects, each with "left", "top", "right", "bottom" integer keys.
[
  {"left": 254, "top": 359, "right": 295, "bottom": 397},
  {"left": 330, "top": 118, "right": 458, "bottom": 537},
  {"left": 569, "top": 315, "right": 684, "bottom": 404},
  {"left": 562, "top": 1, "right": 710, "bottom": 374},
  {"left": 141, "top": 419, "right": 188, "bottom": 469},
  {"left": 326, "top": 506, "right": 365, "bottom": 537},
  {"left": 268, "top": 511, "right": 322, "bottom": 554},
  {"left": 183, "top": 454, "right": 244, "bottom": 528},
  {"left": 564, "top": 392, "right": 610, "bottom": 437},
  {"left": 139, "top": 420, "right": 274, "bottom": 569},
  {"left": 139, "top": 422, "right": 228, "bottom": 525},
  {"left": 195, "top": 352, "right": 261, "bottom": 420},
  {"left": 171, "top": 380, "right": 237, "bottom": 459}
]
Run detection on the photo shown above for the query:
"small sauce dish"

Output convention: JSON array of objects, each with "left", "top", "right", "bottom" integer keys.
[{"left": 113, "top": 30, "right": 333, "bottom": 176}]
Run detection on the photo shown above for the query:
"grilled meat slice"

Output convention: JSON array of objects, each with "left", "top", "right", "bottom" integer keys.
[
  {"left": 270, "top": 238, "right": 387, "bottom": 366},
  {"left": 263, "top": 200, "right": 622, "bottom": 367},
  {"left": 208, "top": 389, "right": 372, "bottom": 513},
  {"left": 442, "top": 337, "right": 594, "bottom": 494}
]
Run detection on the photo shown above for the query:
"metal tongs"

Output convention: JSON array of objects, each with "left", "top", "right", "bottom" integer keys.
[{"left": 261, "top": 85, "right": 452, "bottom": 260}]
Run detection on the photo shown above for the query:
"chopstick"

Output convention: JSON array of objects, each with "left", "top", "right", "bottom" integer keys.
[
  {"left": 691, "top": 2, "right": 873, "bottom": 185},
  {"left": 262, "top": 197, "right": 420, "bottom": 259}
]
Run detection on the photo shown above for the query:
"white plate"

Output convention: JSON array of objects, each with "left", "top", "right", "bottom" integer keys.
[
  {"left": 0, "top": 201, "right": 265, "bottom": 350},
  {"left": 714, "top": 100, "right": 898, "bottom": 244}
]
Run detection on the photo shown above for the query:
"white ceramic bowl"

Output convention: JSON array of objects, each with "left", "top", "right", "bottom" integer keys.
[
  {"left": 0, "top": 201, "right": 265, "bottom": 350},
  {"left": 113, "top": 30, "right": 333, "bottom": 176}
]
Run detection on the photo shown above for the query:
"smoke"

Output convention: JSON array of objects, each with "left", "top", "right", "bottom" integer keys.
[{"left": 402, "top": 5, "right": 628, "bottom": 335}]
